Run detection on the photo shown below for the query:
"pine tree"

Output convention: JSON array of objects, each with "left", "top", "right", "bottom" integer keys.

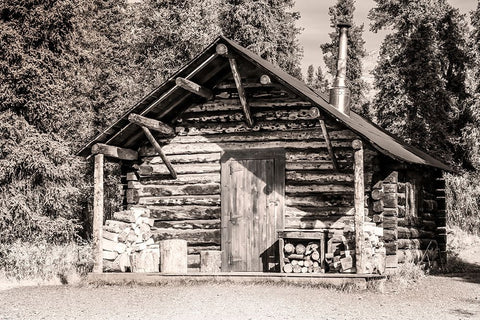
[
  {"left": 369, "top": 0, "right": 471, "bottom": 165},
  {"left": 306, "top": 65, "right": 315, "bottom": 87},
  {"left": 0, "top": 0, "right": 86, "bottom": 243},
  {"left": 321, "top": 0, "right": 368, "bottom": 115},
  {"left": 313, "top": 66, "right": 329, "bottom": 94},
  {"left": 219, "top": 0, "right": 303, "bottom": 78},
  {"left": 463, "top": 1, "right": 480, "bottom": 170}
]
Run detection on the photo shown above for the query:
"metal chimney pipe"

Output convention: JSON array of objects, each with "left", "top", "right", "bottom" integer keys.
[{"left": 329, "top": 22, "right": 352, "bottom": 115}]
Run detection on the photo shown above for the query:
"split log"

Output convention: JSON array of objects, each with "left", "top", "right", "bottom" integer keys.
[
  {"left": 287, "top": 254, "right": 305, "bottom": 260},
  {"left": 113, "top": 211, "right": 136, "bottom": 223},
  {"left": 284, "top": 243, "right": 295, "bottom": 254},
  {"left": 91, "top": 143, "right": 138, "bottom": 161},
  {"left": 102, "top": 230, "right": 119, "bottom": 242},
  {"left": 293, "top": 265, "right": 302, "bottom": 273},
  {"left": 128, "top": 113, "right": 175, "bottom": 136},
  {"left": 371, "top": 189, "right": 384, "bottom": 201},
  {"left": 311, "top": 251, "right": 320, "bottom": 261},
  {"left": 283, "top": 263, "right": 293, "bottom": 273},
  {"left": 130, "top": 248, "right": 160, "bottom": 273}
]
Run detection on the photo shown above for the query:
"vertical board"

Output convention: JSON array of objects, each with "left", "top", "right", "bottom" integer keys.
[{"left": 221, "top": 149, "right": 285, "bottom": 272}]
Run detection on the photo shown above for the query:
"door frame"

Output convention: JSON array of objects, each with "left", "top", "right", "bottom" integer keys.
[{"left": 220, "top": 148, "right": 285, "bottom": 272}]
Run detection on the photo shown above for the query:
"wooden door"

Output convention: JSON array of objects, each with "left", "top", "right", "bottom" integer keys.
[{"left": 221, "top": 149, "right": 285, "bottom": 272}]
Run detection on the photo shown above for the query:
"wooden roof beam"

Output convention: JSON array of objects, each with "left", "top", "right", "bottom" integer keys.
[
  {"left": 141, "top": 126, "right": 177, "bottom": 179},
  {"left": 128, "top": 113, "right": 175, "bottom": 137},
  {"left": 91, "top": 143, "right": 138, "bottom": 161},
  {"left": 229, "top": 59, "right": 254, "bottom": 127},
  {"left": 217, "top": 43, "right": 254, "bottom": 127},
  {"left": 175, "top": 77, "right": 213, "bottom": 100},
  {"left": 310, "top": 107, "right": 339, "bottom": 172}
]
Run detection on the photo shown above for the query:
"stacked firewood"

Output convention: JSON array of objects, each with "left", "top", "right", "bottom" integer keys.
[
  {"left": 325, "top": 234, "right": 354, "bottom": 273},
  {"left": 283, "top": 242, "right": 324, "bottom": 273},
  {"left": 102, "top": 207, "right": 159, "bottom": 272}
]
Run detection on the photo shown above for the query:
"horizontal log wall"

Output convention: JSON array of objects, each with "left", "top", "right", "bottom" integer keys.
[
  {"left": 125, "top": 85, "right": 375, "bottom": 271},
  {"left": 395, "top": 169, "right": 444, "bottom": 266}
]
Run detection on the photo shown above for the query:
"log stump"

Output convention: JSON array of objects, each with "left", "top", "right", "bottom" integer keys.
[
  {"left": 200, "top": 250, "right": 221, "bottom": 273},
  {"left": 159, "top": 239, "right": 187, "bottom": 274}
]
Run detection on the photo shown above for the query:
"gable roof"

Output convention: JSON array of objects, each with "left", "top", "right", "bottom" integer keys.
[{"left": 78, "top": 35, "right": 451, "bottom": 171}]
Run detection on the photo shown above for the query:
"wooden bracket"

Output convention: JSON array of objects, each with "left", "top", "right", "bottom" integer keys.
[
  {"left": 91, "top": 143, "right": 138, "bottom": 161},
  {"left": 175, "top": 77, "right": 213, "bottom": 100},
  {"left": 141, "top": 126, "right": 177, "bottom": 179},
  {"left": 310, "top": 107, "right": 339, "bottom": 171},
  {"left": 228, "top": 57, "right": 253, "bottom": 127},
  {"left": 128, "top": 113, "right": 174, "bottom": 137}
]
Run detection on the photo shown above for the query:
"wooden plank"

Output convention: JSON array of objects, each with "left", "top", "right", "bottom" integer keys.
[
  {"left": 175, "top": 77, "right": 213, "bottom": 100},
  {"left": 142, "top": 153, "right": 221, "bottom": 164},
  {"left": 186, "top": 99, "right": 313, "bottom": 113},
  {"left": 138, "top": 195, "right": 220, "bottom": 206},
  {"left": 148, "top": 205, "right": 221, "bottom": 220},
  {"left": 93, "top": 154, "right": 104, "bottom": 273},
  {"left": 285, "top": 195, "right": 353, "bottom": 208},
  {"left": 135, "top": 163, "right": 220, "bottom": 176},
  {"left": 166, "top": 129, "right": 357, "bottom": 144},
  {"left": 141, "top": 126, "right": 177, "bottom": 179},
  {"left": 128, "top": 113, "right": 174, "bottom": 136},
  {"left": 155, "top": 219, "right": 221, "bottom": 230},
  {"left": 129, "top": 173, "right": 220, "bottom": 186},
  {"left": 286, "top": 184, "right": 354, "bottom": 195},
  {"left": 130, "top": 182, "right": 220, "bottom": 197},
  {"left": 139, "top": 141, "right": 354, "bottom": 157},
  {"left": 229, "top": 57, "right": 253, "bottom": 126},
  {"left": 91, "top": 143, "right": 138, "bottom": 161},
  {"left": 286, "top": 172, "right": 353, "bottom": 183},
  {"left": 352, "top": 139, "right": 366, "bottom": 274},
  {"left": 152, "top": 229, "right": 221, "bottom": 245},
  {"left": 285, "top": 216, "right": 354, "bottom": 230}
]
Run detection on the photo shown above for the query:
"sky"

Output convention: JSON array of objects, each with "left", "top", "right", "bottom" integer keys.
[{"left": 294, "top": 0, "right": 479, "bottom": 74}]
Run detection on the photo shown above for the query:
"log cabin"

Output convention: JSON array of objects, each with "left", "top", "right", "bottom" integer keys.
[{"left": 78, "top": 25, "right": 450, "bottom": 276}]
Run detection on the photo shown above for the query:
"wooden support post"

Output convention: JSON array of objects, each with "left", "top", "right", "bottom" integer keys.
[
  {"left": 91, "top": 143, "right": 138, "bottom": 161},
  {"left": 310, "top": 107, "right": 339, "bottom": 171},
  {"left": 141, "top": 126, "right": 177, "bottom": 179},
  {"left": 228, "top": 57, "right": 254, "bottom": 127},
  {"left": 175, "top": 77, "right": 213, "bottom": 100},
  {"left": 93, "top": 153, "right": 104, "bottom": 273},
  {"left": 352, "top": 139, "right": 366, "bottom": 274},
  {"left": 128, "top": 113, "right": 174, "bottom": 136}
]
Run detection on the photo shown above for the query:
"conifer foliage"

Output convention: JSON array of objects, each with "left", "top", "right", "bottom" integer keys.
[
  {"left": 369, "top": 0, "right": 471, "bottom": 165},
  {"left": 219, "top": 0, "right": 303, "bottom": 78}
]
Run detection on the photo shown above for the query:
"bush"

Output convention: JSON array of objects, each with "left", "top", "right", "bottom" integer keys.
[
  {"left": 445, "top": 171, "right": 480, "bottom": 234},
  {"left": 0, "top": 240, "right": 93, "bottom": 283}
]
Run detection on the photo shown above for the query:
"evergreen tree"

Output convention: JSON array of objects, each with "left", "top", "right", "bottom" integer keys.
[
  {"left": 0, "top": 0, "right": 86, "bottom": 243},
  {"left": 306, "top": 65, "right": 315, "bottom": 87},
  {"left": 369, "top": 0, "right": 470, "bottom": 165},
  {"left": 219, "top": 0, "right": 303, "bottom": 78},
  {"left": 321, "top": 0, "right": 368, "bottom": 115},
  {"left": 313, "top": 66, "right": 329, "bottom": 94},
  {"left": 133, "top": 0, "right": 220, "bottom": 90},
  {"left": 463, "top": 1, "right": 480, "bottom": 170}
]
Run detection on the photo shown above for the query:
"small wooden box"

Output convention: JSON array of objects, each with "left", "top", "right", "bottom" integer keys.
[{"left": 278, "top": 230, "right": 326, "bottom": 273}]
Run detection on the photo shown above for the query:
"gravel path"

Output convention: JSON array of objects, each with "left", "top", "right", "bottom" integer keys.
[{"left": 1, "top": 273, "right": 479, "bottom": 320}]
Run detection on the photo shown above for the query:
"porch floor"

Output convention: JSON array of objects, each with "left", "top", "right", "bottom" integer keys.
[{"left": 87, "top": 272, "right": 385, "bottom": 290}]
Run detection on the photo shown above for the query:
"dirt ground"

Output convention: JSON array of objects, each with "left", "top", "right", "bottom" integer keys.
[{"left": 0, "top": 273, "right": 479, "bottom": 320}]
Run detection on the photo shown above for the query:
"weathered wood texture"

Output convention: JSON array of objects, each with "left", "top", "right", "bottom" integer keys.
[
  {"left": 93, "top": 154, "right": 104, "bottom": 273},
  {"left": 125, "top": 86, "right": 377, "bottom": 257},
  {"left": 91, "top": 143, "right": 138, "bottom": 161},
  {"left": 352, "top": 140, "right": 365, "bottom": 274}
]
